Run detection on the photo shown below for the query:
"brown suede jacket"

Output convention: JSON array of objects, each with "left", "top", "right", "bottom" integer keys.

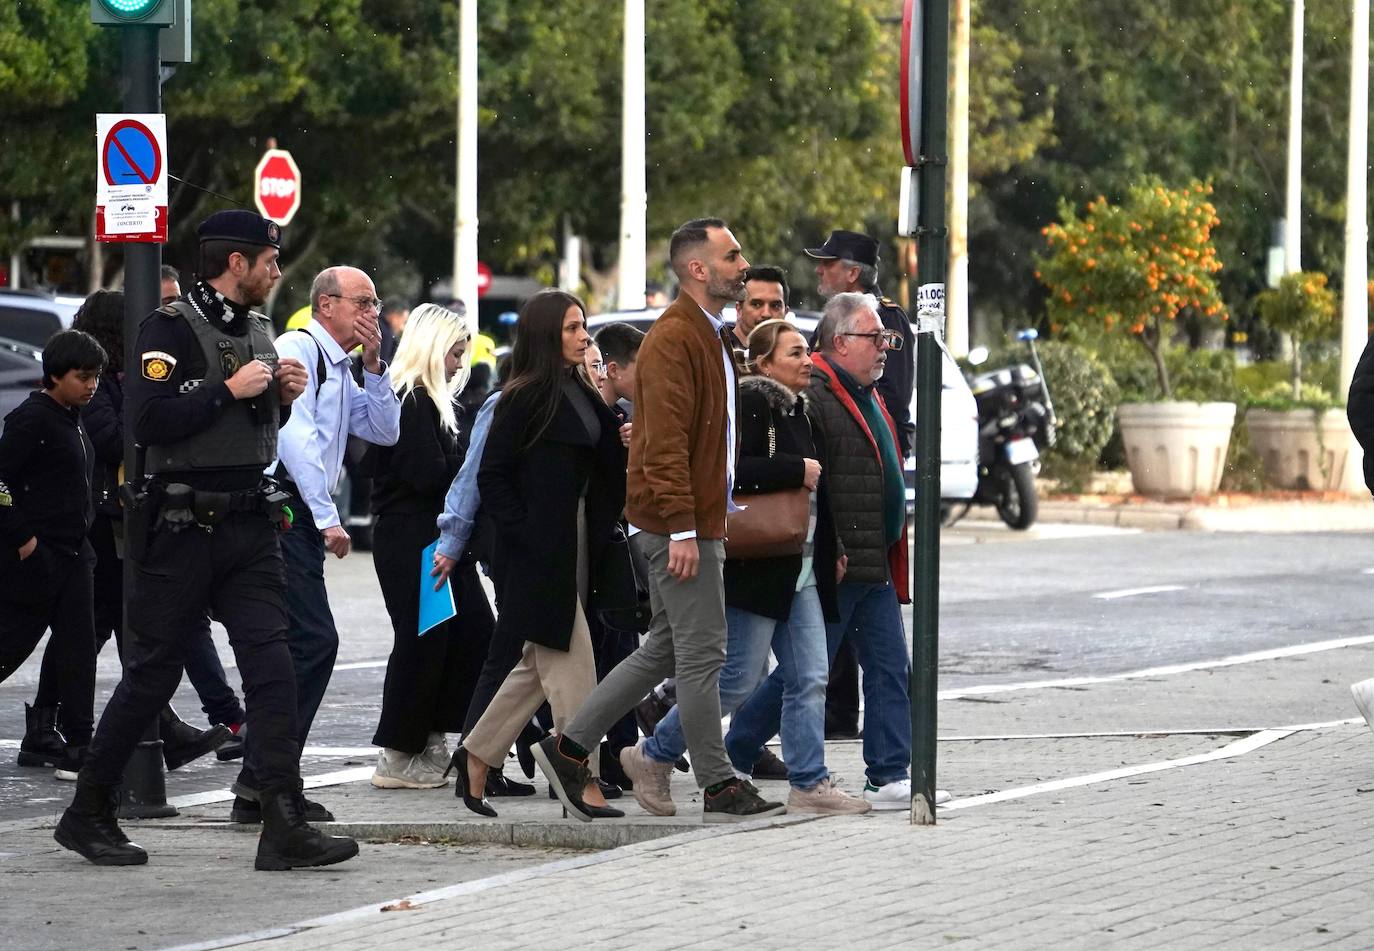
[{"left": 625, "top": 295, "right": 741, "bottom": 539}]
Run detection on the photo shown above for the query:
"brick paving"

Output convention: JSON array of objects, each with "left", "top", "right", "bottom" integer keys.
[{"left": 205, "top": 670, "right": 1374, "bottom": 950}]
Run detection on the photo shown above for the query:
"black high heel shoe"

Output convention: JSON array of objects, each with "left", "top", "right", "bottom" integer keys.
[
  {"left": 445, "top": 746, "right": 497, "bottom": 818},
  {"left": 486, "top": 768, "right": 536, "bottom": 798}
]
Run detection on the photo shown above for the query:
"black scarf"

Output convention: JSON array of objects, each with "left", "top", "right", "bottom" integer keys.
[{"left": 186, "top": 280, "right": 251, "bottom": 331}]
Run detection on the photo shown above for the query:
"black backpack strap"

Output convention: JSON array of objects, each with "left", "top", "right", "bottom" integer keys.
[{"left": 279, "top": 328, "right": 328, "bottom": 398}]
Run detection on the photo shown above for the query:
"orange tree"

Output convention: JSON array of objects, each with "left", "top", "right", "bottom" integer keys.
[
  {"left": 1254, "top": 272, "right": 1337, "bottom": 401},
  {"left": 1035, "top": 181, "right": 1227, "bottom": 399}
]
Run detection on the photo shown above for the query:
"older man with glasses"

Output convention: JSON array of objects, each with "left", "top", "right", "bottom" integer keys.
[
  {"left": 228, "top": 265, "right": 401, "bottom": 825},
  {"left": 805, "top": 230, "right": 916, "bottom": 743},
  {"left": 726, "top": 291, "right": 926, "bottom": 811}
]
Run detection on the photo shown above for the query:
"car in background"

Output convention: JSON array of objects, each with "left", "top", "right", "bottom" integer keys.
[
  {"left": 0, "top": 335, "right": 45, "bottom": 427},
  {"left": 0, "top": 290, "right": 80, "bottom": 348},
  {"left": 586, "top": 308, "right": 979, "bottom": 504}
]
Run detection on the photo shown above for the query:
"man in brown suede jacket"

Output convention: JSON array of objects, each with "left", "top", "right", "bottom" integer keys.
[{"left": 532, "top": 218, "right": 787, "bottom": 824}]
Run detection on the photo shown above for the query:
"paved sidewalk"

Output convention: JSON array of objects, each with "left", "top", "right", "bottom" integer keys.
[
  {"left": 5, "top": 637, "right": 1374, "bottom": 949},
  {"left": 222, "top": 726, "right": 1374, "bottom": 951}
]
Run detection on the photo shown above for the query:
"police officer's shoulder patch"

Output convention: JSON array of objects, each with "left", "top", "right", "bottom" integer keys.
[
  {"left": 880, "top": 296, "right": 897, "bottom": 308},
  {"left": 155, "top": 305, "right": 179, "bottom": 319},
  {"left": 142, "top": 350, "right": 177, "bottom": 382}
]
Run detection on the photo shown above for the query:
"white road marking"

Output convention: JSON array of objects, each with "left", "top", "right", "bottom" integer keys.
[
  {"left": 939, "top": 633, "right": 1374, "bottom": 700},
  {"left": 333, "top": 660, "right": 388, "bottom": 671},
  {"left": 164, "top": 766, "right": 376, "bottom": 809},
  {"left": 939, "top": 728, "right": 1292, "bottom": 812},
  {"left": 1091, "top": 584, "right": 1186, "bottom": 600}
]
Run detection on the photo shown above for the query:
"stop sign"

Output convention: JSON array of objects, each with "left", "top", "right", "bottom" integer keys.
[
  {"left": 254, "top": 149, "right": 301, "bottom": 225},
  {"left": 476, "top": 260, "right": 493, "bottom": 298}
]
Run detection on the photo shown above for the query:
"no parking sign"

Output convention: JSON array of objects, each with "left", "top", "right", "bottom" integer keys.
[{"left": 95, "top": 113, "right": 168, "bottom": 243}]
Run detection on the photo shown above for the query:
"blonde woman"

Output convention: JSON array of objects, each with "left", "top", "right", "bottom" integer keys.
[{"left": 367, "top": 303, "right": 493, "bottom": 788}]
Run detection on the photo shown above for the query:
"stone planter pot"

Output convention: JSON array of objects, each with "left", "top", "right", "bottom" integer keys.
[
  {"left": 1244, "top": 407, "right": 1351, "bottom": 491},
  {"left": 1116, "top": 401, "right": 1237, "bottom": 497}
]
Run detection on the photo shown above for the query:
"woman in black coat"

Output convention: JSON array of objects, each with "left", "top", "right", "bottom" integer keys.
[
  {"left": 367, "top": 303, "right": 493, "bottom": 789},
  {"left": 451, "top": 290, "right": 627, "bottom": 817}
]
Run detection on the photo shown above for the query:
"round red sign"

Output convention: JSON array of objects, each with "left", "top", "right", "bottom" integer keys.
[
  {"left": 476, "top": 260, "right": 493, "bottom": 298},
  {"left": 254, "top": 149, "right": 301, "bottom": 225}
]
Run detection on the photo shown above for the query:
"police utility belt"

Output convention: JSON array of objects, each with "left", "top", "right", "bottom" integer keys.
[{"left": 149, "top": 480, "right": 292, "bottom": 532}]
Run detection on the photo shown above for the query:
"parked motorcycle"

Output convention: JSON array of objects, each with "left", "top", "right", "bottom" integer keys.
[{"left": 945, "top": 330, "right": 1056, "bottom": 530}]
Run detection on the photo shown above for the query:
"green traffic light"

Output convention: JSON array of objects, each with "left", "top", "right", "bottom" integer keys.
[{"left": 96, "top": 0, "right": 164, "bottom": 19}]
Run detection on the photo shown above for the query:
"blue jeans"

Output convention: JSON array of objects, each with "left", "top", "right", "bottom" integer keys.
[
  {"left": 727, "top": 580, "right": 911, "bottom": 787},
  {"left": 643, "top": 603, "right": 774, "bottom": 767}
]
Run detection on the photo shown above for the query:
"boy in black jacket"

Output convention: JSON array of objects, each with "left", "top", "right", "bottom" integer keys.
[{"left": 0, "top": 330, "right": 107, "bottom": 761}]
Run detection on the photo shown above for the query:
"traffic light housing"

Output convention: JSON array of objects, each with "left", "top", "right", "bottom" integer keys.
[{"left": 91, "top": 0, "right": 175, "bottom": 25}]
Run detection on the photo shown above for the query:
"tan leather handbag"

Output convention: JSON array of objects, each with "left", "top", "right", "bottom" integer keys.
[{"left": 724, "top": 422, "right": 810, "bottom": 559}]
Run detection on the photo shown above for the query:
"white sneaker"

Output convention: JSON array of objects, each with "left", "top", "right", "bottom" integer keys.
[
  {"left": 371, "top": 748, "right": 448, "bottom": 789},
  {"left": 861, "top": 779, "right": 951, "bottom": 810},
  {"left": 1352, "top": 679, "right": 1374, "bottom": 736},
  {"left": 420, "top": 732, "right": 452, "bottom": 779},
  {"left": 788, "top": 777, "right": 872, "bottom": 815}
]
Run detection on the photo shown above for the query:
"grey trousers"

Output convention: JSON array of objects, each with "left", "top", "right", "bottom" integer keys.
[{"left": 565, "top": 530, "right": 733, "bottom": 788}]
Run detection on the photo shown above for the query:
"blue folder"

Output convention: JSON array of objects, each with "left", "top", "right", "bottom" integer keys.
[{"left": 418, "top": 539, "right": 457, "bottom": 636}]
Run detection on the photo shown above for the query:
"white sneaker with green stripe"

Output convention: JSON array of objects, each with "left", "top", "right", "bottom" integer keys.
[{"left": 862, "top": 779, "right": 951, "bottom": 810}]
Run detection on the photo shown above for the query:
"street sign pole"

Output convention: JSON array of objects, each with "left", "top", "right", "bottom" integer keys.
[
  {"left": 117, "top": 21, "right": 177, "bottom": 820},
  {"left": 909, "top": 0, "right": 950, "bottom": 827}
]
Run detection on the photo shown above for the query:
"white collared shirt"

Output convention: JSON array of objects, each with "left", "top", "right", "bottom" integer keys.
[{"left": 268, "top": 319, "right": 400, "bottom": 530}]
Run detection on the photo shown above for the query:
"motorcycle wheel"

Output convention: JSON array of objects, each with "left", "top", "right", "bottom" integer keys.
[{"left": 994, "top": 461, "right": 1038, "bottom": 530}]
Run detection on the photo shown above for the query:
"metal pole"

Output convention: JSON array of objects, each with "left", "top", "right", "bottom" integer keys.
[
  {"left": 911, "top": 0, "right": 950, "bottom": 826},
  {"left": 454, "top": 0, "right": 478, "bottom": 312},
  {"left": 945, "top": 0, "right": 970, "bottom": 357},
  {"left": 1284, "top": 0, "right": 1304, "bottom": 274},
  {"left": 616, "top": 0, "right": 647, "bottom": 310},
  {"left": 8, "top": 201, "right": 19, "bottom": 289},
  {"left": 1340, "top": 0, "right": 1370, "bottom": 492},
  {"left": 118, "top": 22, "right": 176, "bottom": 820}
]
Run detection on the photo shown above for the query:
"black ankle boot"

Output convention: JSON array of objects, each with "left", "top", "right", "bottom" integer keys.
[
  {"left": 54, "top": 777, "right": 147, "bottom": 866},
  {"left": 18, "top": 703, "right": 67, "bottom": 768},
  {"left": 254, "top": 782, "right": 359, "bottom": 871},
  {"left": 159, "top": 707, "right": 233, "bottom": 771}
]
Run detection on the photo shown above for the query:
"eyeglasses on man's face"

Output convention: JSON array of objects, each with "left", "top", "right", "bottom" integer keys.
[
  {"left": 326, "top": 293, "right": 383, "bottom": 312},
  {"left": 840, "top": 329, "right": 903, "bottom": 350}
]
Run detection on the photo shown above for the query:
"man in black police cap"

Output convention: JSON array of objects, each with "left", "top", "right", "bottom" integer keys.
[
  {"left": 805, "top": 229, "right": 915, "bottom": 742},
  {"left": 55, "top": 209, "right": 359, "bottom": 871},
  {"left": 805, "top": 230, "right": 915, "bottom": 458}
]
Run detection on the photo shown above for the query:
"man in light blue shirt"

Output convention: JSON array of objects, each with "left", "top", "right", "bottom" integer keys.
[{"left": 232, "top": 265, "right": 400, "bottom": 823}]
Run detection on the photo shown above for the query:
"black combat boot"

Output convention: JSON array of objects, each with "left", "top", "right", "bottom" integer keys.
[
  {"left": 254, "top": 781, "right": 359, "bottom": 871},
  {"left": 17, "top": 703, "right": 67, "bottom": 768},
  {"left": 53, "top": 776, "right": 148, "bottom": 866},
  {"left": 159, "top": 706, "right": 233, "bottom": 771}
]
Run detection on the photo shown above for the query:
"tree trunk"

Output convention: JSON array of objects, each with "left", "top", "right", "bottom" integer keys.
[
  {"left": 1292, "top": 338, "right": 1303, "bottom": 400},
  {"left": 1140, "top": 317, "right": 1171, "bottom": 399}
]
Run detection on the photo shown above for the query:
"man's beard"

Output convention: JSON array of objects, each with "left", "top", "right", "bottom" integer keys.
[
  {"left": 238, "top": 276, "right": 269, "bottom": 308},
  {"left": 706, "top": 270, "right": 746, "bottom": 303}
]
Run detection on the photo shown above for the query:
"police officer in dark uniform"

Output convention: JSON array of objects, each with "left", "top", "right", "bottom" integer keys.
[
  {"left": 55, "top": 210, "right": 359, "bottom": 871},
  {"left": 804, "top": 230, "right": 915, "bottom": 458},
  {"left": 804, "top": 229, "right": 915, "bottom": 740}
]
